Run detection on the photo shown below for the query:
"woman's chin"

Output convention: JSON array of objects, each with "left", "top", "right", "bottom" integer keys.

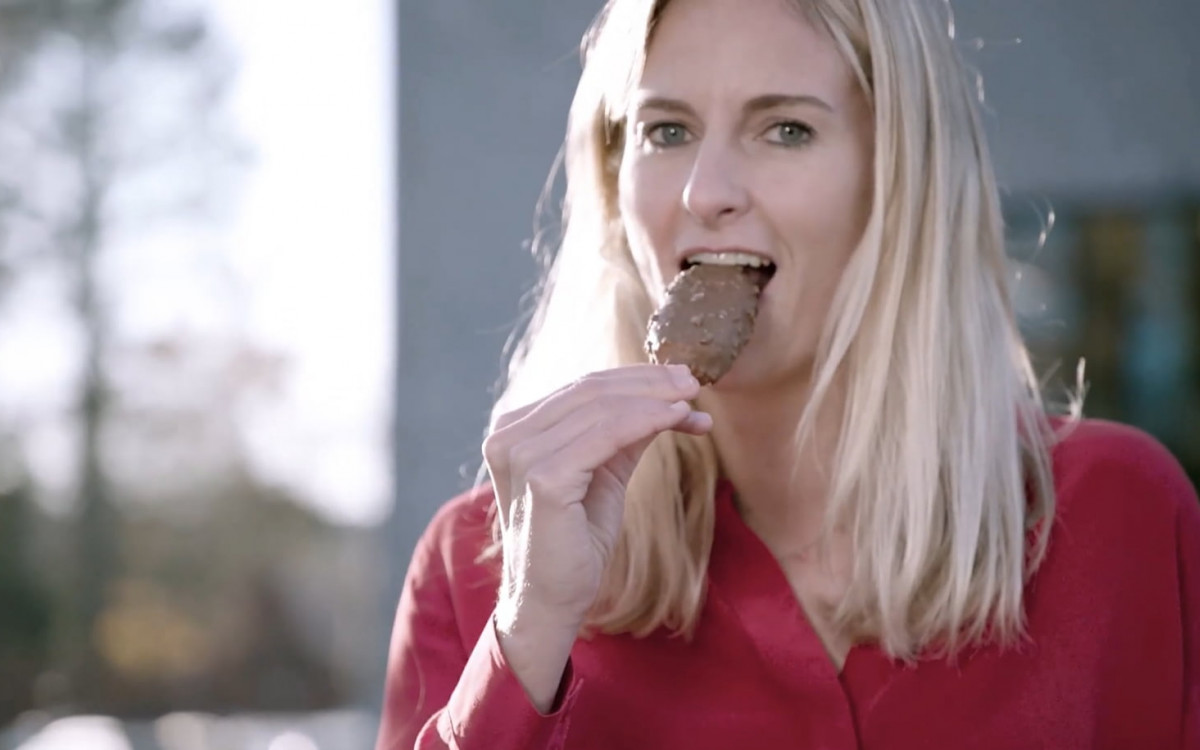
[{"left": 706, "top": 357, "right": 775, "bottom": 393}]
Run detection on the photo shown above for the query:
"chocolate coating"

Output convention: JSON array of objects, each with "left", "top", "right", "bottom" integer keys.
[{"left": 644, "top": 264, "right": 771, "bottom": 385}]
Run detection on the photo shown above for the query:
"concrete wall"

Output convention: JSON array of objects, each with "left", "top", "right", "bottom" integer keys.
[
  {"left": 952, "top": 0, "right": 1200, "bottom": 200},
  {"left": 390, "top": 0, "right": 600, "bottom": 578},
  {"left": 380, "top": 0, "right": 1200, "bottom": 705}
]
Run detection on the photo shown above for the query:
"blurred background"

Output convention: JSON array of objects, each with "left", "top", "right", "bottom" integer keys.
[{"left": 0, "top": 1, "right": 1195, "bottom": 749}]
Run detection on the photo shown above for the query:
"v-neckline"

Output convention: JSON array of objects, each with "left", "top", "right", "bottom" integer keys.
[{"left": 707, "top": 478, "right": 900, "bottom": 710}]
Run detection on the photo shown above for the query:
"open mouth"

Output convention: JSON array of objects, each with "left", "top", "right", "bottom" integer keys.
[{"left": 680, "top": 251, "right": 777, "bottom": 286}]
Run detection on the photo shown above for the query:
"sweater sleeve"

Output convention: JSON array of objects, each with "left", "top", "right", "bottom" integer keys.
[{"left": 376, "top": 499, "right": 581, "bottom": 750}]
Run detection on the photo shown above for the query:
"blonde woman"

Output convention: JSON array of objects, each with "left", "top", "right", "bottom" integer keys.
[{"left": 378, "top": 0, "right": 1200, "bottom": 747}]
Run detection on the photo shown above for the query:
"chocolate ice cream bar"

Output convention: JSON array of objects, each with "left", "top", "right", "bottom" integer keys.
[{"left": 644, "top": 263, "right": 771, "bottom": 385}]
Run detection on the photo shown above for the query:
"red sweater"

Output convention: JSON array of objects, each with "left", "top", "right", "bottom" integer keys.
[{"left": 378, "top": 419, "right": 1200, "bottom": 749}]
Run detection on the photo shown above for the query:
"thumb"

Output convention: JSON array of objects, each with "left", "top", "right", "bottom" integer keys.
[
  {"left": 609, "top": 434, "right": 658, "bottom": 487},
  {"left": 579, "top": 434, "right": 659, "bottom": 553}
]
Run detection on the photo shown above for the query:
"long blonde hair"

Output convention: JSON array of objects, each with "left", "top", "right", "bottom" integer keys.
[{"left": 484, "top": 0, "right": 1072, "bottom": 661}]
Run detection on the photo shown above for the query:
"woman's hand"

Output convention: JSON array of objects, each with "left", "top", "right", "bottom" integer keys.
[{"left": 482, "top": 364, "right": 710, "bottom": 710}]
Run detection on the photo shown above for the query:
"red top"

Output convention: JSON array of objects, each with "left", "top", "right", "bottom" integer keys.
[{"left": 377, "top": 419, "right": 1200, "bottom": 750}]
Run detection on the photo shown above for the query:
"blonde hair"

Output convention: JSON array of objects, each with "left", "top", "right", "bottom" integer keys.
[{"left": 483, "top": 0, "right": 1072, "bottom": 661}]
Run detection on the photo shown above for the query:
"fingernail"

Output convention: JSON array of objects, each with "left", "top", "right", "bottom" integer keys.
[{"left": 691, "top": 411, "right": 713, "bottom": 431}]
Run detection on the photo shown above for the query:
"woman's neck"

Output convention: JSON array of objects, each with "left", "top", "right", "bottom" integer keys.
[{"left": 697, "top": 376, "right": 847, "bottom": 556}]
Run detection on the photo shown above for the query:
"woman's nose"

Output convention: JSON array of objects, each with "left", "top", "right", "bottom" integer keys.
[{"left": 682, "top": 141, "right": 750, "bottom": 226}]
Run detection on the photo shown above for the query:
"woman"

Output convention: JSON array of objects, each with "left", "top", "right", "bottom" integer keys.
[{"left": 378, "top": 0, "right": 1200, "bottom": 748}]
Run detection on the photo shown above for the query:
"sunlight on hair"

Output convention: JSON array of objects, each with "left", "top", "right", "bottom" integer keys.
[
  {"left": 15, "top": 717, "right": 132, "bottom": 750},
  {"left": 1071, "top": 358, "right": 1090, "bottom": 418},
  {"left": 1037, "top": 207, "right": 1057, "bottom": 255}
]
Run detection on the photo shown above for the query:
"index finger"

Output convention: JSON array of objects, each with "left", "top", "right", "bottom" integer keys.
[{"left": 490, "top": 364, "right": 698, "bottom": 433}]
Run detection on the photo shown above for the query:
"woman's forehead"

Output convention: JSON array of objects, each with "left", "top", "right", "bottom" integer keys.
[{"left": 636, "top": 0, "right": 853, "bottom": 108}]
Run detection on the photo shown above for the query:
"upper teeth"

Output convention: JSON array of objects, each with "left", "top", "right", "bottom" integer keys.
[{"left": 688, "top": 251, "right": 772, "bottom": 268}]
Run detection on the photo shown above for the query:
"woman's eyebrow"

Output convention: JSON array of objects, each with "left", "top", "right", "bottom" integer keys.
[
  {"left": 633, "top": 95, "right": 697, "bottom": 117},
  {"left": 632, "top": 92, "right": 835, "bottom": 116},
  {"left": 744, "top": 93, "right": 834, "bottom": 114}
]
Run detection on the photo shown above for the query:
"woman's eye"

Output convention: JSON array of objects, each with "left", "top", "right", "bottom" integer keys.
[
  {"left": 765, "top": 121, "right": 814, "bottom": 147},
  {"left": 644, "top": 122, "right": 692, "bottom": 147}
]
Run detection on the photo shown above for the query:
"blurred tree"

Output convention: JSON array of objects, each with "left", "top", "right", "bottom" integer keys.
[
  {"left": 0, "top": 463, "right": 53, "bottom": 724},
  {"left": 3, "top": 331, "right": 366, "bottom": 720},
  {"left": 92, "top": 334, "right": 356, "bottom": 716},
  {"left": 0, "top": 0, "right": 245, "bottom": 710}
]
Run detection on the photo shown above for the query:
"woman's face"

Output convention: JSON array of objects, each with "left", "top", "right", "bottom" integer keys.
[{"left": 618, "top": 0, "right": 874, "bottom": 391}]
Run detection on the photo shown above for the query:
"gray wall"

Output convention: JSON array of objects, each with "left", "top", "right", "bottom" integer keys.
[
  {"left": 379, "top": 0, "right": 1200, "bottom": 706},
  {"left": 953, "top": 0, "right": 1200, "bottom": 200},
  {"left": 374, "top": 1, "right": 603, "bottom": 713},
  {"left": 390, "top": 3, "right": 601, "bottom": 568}
]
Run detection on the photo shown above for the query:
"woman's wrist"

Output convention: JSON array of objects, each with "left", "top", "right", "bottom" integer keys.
[{"left": 495, "top": 599, "right": 583, "bottom": 713}]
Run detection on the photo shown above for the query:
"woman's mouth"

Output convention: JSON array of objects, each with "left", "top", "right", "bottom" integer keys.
[{"left": 679, "top": 251, "right": 778, "bottom": 288}]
